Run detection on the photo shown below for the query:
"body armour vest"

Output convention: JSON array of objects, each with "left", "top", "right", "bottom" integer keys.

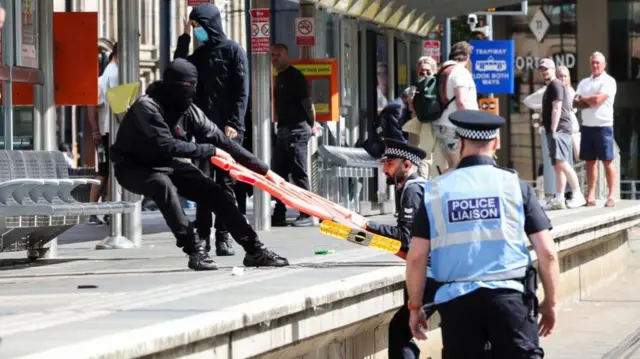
[{"left": 423, "top": 164, "right": 532, "bottom": 305}]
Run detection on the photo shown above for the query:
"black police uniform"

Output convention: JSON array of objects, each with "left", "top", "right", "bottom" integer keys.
[
  {"left": 410, "top": 111, "right": 552, "bottom": 359},
  {"left": 364, "top": 139, "right": 442, "bottom": 359},
  {"left": 111, "top": 59, "right": 288, "bottom": 271}
]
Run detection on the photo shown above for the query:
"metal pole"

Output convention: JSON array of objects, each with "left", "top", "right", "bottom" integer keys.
[
  {"left": 386, "top": 29, "right": 395, "bottom": 204},
  {"left": 119, "top": 0, "right": 143, "bottom": 246},
  {"left": 159, "top": 0, "right": 171, "bottom": 74},
  {"left": 487, "top": 14, "right": 494, "bottom": 100},
  {"left": 251, "top": 0, "right": 271, "bottom": 231},
  {"left": 34, "top": 0, "right": 57, "bottom": 257},
  {"left": 3, "top": 0, "right": 14, "bottom": 150},
  {"left": 443, "top": 17, "right": 452, "bottom": 61}
]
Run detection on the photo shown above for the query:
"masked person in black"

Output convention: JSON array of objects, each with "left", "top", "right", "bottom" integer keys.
[
  {"left": 111, "top": 59, "right": 289, "bottom": 271},
  {"left": 174, "top": 3, "right": 249, "bottom": 256}
]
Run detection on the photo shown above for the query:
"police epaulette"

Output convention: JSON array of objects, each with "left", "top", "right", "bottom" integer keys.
[{"left": 493, "top": 164, "right": 518, "bottom": 174}]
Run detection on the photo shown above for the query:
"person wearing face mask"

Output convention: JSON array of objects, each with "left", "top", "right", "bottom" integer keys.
[
  {"left": 174, "top": 3, "right": 249, "bottom": 257},
  {"left": 110, "top": 59, "right": 289, "bottom": 271},
  {"left": 354, "top": 139, "right": 441, "bottom": 359}
]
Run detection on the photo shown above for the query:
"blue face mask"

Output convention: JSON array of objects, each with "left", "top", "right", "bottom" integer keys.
[{"left": 193, "top": 27, "right": 208, "bottom": 42}]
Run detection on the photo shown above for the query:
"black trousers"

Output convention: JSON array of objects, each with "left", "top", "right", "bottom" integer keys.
[
  {"left": 438, "top": 288, "right": 544, "bottom": 359},
  {"left": 195, "top": 135, "right": 244, "bottom": 239},
  {"left": 272, "top": 130, "right": 311, "bottom": 219},
  {"left": 388, "top": 278, "right": 442, "bottom": 359},
  {"left": 115, "top": 160, "right": 261, "bottom": 254}
]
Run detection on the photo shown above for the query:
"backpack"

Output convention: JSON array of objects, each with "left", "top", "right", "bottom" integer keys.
[{"left": 413, "top": 63, "right": 457, "bottom": 123}]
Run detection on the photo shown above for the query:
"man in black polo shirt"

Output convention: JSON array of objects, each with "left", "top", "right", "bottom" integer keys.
[{"left": 270, "top": 43, "right": 316, "bottom": 227}]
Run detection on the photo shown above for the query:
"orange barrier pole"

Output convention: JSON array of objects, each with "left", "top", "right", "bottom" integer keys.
[{"left": 211, "top": 156, "right": 367, "bottom": 227}]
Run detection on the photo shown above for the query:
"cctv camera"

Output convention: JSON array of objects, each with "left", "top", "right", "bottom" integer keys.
[{"left": 467, "top": 14, "right": 478, "bottom": 26}]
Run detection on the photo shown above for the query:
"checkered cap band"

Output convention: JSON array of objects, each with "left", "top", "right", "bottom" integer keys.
[
  {"left": 383, "top": 147, "right": 422, "bottom": 164},
  {"left": 455, "top": 127, "right": 499, "bottom": 140}
]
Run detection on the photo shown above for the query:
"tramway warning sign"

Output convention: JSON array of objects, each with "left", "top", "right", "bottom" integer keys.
[
  {"left": 295, "top": 17, "right": 315, "bottom": 46},
  {"left": 250, "top": 9, "right": 270, "bottom": 54},
  {"left": 470, "top": 40, "right": 515, "bottom": 94}
]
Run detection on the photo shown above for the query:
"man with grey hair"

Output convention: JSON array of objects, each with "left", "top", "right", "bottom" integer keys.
[{"left": 575, "top": 51, "right": 618, "bottom": 207}]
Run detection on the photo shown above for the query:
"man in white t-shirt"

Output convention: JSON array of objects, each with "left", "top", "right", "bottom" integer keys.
[
  {"left": 87, "top": 43, "right": 119, "bottom": 225},
  {"left": 574, "top": 51, "right": 617, "bottom": 207},
  {"left": 434, "top": 41, "right": 479, "bottom": 170}
]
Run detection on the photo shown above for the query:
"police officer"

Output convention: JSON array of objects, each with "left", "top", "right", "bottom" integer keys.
[
  {"left": 356, "top": 139, "right": 441, "bottom": 359},
  {"left": 405, "top": 110, "right": 559, "bottom": 358}
]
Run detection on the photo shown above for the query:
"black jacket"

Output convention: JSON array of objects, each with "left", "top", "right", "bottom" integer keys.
[
  {"left": 366, "top": 173, "right": 424, "bottom": 253},
  {"left": 174, "top": 4, "right": 249, "bottom": 134},
  {"left": 110, "top": 82, "right": 268, "bottom": 175}
]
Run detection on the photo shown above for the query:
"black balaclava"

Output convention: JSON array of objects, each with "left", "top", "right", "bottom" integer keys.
[{"left": 162, "top": 58, "right": 198, "bottom": 112}]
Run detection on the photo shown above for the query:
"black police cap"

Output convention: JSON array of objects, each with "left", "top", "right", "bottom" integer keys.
[
  {"left": 449, "top": 110, "right": 505, "bottom": 140},
  {"left": 379, "top": 138, "right": 427, "bottom": 165}
]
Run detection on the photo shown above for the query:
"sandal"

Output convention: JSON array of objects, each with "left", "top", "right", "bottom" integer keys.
[
  {"left": 605, "top": 198, "right": 616, "bottom": 208},
  {"left": 586, "top": 200, "right": 597, "bottom": 207}
]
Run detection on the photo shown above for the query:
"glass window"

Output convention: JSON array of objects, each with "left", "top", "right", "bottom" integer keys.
[
  {"left": 608, "top": 0, "right": 640, "bottom": 81},
  {"left": 395, "top": 38, "right": 408, "bottom": 97},
  {"left": 506, "top": 1, "right": 577, "bottom": 180},
  {"left": 376, "top": 34, "right": 388, "bottom": 111}
]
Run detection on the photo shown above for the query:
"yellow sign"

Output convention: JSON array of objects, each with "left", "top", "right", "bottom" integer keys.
[
  {"left": 315, "top": 103, "right": 330, "bottom": 114},
  {"left": 398, "top": 64, "right": 408, "bottom": 85},
  {"left": 106, "top": 82, "right": 141, "bottom": 115},
  {"left": 294, "top": 64, "right": 333, "bottom": 76}
]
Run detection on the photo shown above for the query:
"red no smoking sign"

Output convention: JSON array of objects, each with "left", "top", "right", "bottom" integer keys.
[
  {"left": 295, "top": 17, "right": 315, "bottom": 47},
  {"left": 250, "top": 9, "right": 270, "bottom": 54}
]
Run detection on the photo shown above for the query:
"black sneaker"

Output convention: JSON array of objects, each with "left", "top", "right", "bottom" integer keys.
[
  {"left": 88, "top": 215, "right": 104, "bottom": 225},
  {"left": 215, "top": 233, "right": 235, "bottom": 256},
  {"left": 271, "top": 216, "right": 288, "bottom": 227},
  {"left": 188, "top": 248, "right": 218, "bottom": 271},
  {"left": 292, "top": 215, "right": 314, "bottom": 227},
  {"left": 201, "top": 236, "right": 212, "bottom": 252},
  {"left": 243, "top": 246, "right": 289, "bottom": 267}
]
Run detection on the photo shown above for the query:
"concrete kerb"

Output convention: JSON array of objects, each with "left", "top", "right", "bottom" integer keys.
[
  {"left": 12, "top": 204, "right": 640, "bottom": 359},
  {"left": 12, "top": 267, "right": 407, "bottom": 359}
]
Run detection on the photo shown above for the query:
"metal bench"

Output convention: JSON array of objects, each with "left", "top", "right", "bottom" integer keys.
[
  {"left": 317, "top": 145, "right": 393, "bottom": 215},
  {"left": 0, "top": 150, "right": 135, "bottom": 260}
]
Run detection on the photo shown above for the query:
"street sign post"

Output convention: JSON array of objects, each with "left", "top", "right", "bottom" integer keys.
[{"left": 470, "top": 40, "right": 515, "bottom": 95}]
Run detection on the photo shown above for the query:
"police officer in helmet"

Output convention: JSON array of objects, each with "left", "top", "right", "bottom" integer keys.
[{"left": 405, "top": 110, "right": 559, "bottom": 358}]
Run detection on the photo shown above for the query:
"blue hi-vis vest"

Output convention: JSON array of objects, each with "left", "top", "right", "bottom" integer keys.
[
  {"left": 423, "top": 165, "right": 531, "bottom": 305},
  {"left": 402, "top": 177, "right": 434, "bottom": 279}
]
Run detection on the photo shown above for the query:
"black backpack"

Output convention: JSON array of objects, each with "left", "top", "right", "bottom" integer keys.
[{"left": 413, "top": 63, "right": 457, "bottom": 123}]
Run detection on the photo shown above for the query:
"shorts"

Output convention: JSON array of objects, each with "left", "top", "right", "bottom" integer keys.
[
  {"left": 547, "top": 131, "right": 572, "bottom": 165},
  {"left": 96, "top": 133, "right": 110, "bottom": 177},
  {"left": 580, "top": 125, "right": 614, "bottom": 161},
  {"left": 433, "top": 125, "right": 460, "bottom": 154}
]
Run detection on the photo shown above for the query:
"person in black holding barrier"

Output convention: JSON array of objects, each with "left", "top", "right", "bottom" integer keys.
[
  {"left": 174, "top": 3, "right": 249, "bottom": 256},
  {"left": 270, "top": 43, "right": 317, "bottom": 227},
  {"left": 110, "top": 59, "right": 289, "bottom": 271}
]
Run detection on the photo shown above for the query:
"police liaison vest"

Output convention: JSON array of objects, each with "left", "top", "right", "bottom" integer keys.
[
  {"left": 423, "top": 165, "right": 532, "bottom": 305},
  {"left": 403, "top": 177, "right": 435, "bottom": 279}
]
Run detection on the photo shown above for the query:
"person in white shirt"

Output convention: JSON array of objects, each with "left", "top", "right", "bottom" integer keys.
[
  {"left": 574, "top": 52, "right": 617, "bottom": 207},
  {"left": 434, "top": 41, "right": 479, "bottom": 170},
  {"left": 87, "top": 43, "right": 119, "bottom": 225}
]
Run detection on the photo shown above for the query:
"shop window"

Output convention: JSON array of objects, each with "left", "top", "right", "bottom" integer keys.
[{"left": 609, "top": 0, "right": 640, "bottom": 81}]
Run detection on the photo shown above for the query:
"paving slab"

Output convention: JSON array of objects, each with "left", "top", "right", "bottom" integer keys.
[
  {"left": 0, "top": 202, "right": 637, "bottom": 358},
  {"left": 541, "top": 237, "right": 640, "bottom": 359}
]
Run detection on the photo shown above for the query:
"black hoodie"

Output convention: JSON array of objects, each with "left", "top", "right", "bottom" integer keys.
[
  {"left": 174, "top": 3, "right": 249, "bottom": 135},
  {"left": 110, "top": 82, "right": 267, "bottom": 175}
]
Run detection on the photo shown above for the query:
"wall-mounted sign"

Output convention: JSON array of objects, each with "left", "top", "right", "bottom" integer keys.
[{"left": 515, "top": 53, "right": 576, "bottom": 71}]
